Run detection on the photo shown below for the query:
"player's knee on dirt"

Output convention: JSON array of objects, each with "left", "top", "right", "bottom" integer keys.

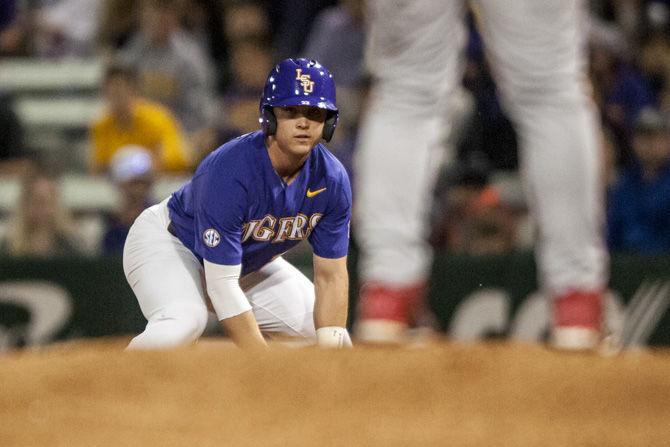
[{"left": 128, "top": 302, "right": 209, "bottom": 349}]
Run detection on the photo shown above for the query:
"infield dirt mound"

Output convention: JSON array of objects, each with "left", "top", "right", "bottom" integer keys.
[{"left": 1, "top": 339, "right": 669, "bottom": 447}]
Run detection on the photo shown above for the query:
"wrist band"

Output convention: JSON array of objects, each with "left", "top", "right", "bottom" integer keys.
[{"left": 316, "top": 326, "right": 353, "bottom": 348}]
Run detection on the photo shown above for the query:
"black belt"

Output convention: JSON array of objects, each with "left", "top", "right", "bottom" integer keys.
[{"left": 167, "top": 221, "right": 178, "bottom": 237}]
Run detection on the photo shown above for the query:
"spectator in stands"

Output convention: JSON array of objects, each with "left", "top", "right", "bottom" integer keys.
[
  {"left": 0, "top": 166, "right": 83, "bottom": 257},
  {"left": 607, "top": 106, "right": 670, "bottom": 254},
  {"left": 90, "top": 63, "right": 192, "bottom": 174},
  {"left": 223, "top": 1, "right": 270, "bottom": 44},
  {"left": 32, "top": 0, "right": 103, "bottom": 57},
  {"left": 430, "top": 152, "right": 519, "bottom": 255},
  {"left": 301, "top": 0, "right": 365, "bottom": 89},
  {"left": 217, "top": 0, "right": 271, "bottom": 102},
  {"left": 0, "top": 0, "right": 29, "bottom": 56},
  {"left": 102, "top": 145, "right": 156, "bottom": 255},
  {"left": 118, "top": 0, "right": 217, "bottom": 140},
  {"left": 182, "top": 0, "right": 229, "bottom": 93},
  {"left": 96, "top": 0, "right": 137, "bottom": 53},
  {"left": 638, "top": 30, "right": 670, "bottom": 113},
  {"left": 590, "top": 31, "right": 657, "bottom": 156},
  {"left": 216, "top": 38, "right": 274, "bottom": 144}
]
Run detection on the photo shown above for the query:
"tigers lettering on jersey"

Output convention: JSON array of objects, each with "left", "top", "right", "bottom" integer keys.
[{"left": 242, "top": 213, "right": 323, "bottom": 243}]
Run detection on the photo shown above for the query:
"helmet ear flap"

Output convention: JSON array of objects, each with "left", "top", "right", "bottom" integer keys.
[
  {"left": 262, "top": 107, "right": 277, "bottom": 136},
  {"left": 322, "top": 111, "right": 338, "bottom": 142}
]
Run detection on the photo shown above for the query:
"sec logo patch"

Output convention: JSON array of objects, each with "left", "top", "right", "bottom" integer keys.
[{"left": 203, "top": 228, "right": 221, "bottom": 248}]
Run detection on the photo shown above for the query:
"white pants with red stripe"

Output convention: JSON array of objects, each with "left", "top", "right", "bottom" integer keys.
[{"left": 123, "top": 198, "right": 316, "bottom": 349}]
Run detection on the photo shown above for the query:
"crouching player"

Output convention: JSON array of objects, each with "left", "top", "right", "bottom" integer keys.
[{"left": 123, "top": 59, "right": 352, "bottom": 349}]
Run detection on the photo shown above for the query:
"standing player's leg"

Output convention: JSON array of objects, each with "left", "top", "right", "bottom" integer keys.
[
  {"left": 242, "top": 257, "right": 316, "bottom": 343},
  {"left": 353, "top": 0, "right": 467, "bottom": 343},
  {"left": 476, "top": 0, "right": 609, "bottom": 349},
  {"left": 124, "top": 199, "right": 209, "bottom": 349}
]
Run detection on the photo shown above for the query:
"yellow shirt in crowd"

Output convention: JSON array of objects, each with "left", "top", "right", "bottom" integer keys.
[{"left": 91, "top": 100, "right": 192, "bottom": 172}]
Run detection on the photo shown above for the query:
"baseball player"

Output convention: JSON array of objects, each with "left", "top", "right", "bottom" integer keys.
[
  {"left": 354, "top": 0, "right": 608, "bottom": 350},
  {"left": 124, "top": 58, "right": 353, "bottom": 350}
]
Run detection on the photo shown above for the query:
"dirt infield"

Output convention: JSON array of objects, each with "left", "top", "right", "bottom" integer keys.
[{"left": 1, "top": 339, "right": 669, "bottom": 447}]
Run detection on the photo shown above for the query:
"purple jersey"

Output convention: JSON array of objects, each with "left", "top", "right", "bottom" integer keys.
[{"left": 167, "top": 131, "right": 352, "bottom": 276}]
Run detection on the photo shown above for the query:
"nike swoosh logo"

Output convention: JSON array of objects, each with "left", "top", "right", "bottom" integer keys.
[{"left": 306, "top": 187, "right": 327, "bottom": 198}]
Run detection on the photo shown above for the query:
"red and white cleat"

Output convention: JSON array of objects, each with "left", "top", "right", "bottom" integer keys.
[
  {"left": 550, "top": 289, "right": 603, "bottom": 351},
  {"left": 354, "top": 282, "right": 427, "bottom": 345}
]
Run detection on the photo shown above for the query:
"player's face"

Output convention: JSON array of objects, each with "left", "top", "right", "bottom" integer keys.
[{"left": 273, "top": 106, "right": 327, "bottom": 156}]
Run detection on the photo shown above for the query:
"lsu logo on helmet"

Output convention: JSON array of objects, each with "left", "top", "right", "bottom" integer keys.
[{"left": 295, "top": 69, "right": 315, "bottom": 93}]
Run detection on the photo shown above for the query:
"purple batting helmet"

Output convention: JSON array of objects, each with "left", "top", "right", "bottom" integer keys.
[{"left": 259, "top": 58, "right": 338, "bottom": 142}]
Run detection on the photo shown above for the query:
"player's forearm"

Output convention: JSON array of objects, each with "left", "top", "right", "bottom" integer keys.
[
  {"left": 219, "top": 310, "right": 267, "bottom": 350},
  {"left": 204, "top": 260, "right": 266, "bottom": 349},
  {"left": 313, "top": 272, "right": 349, "bottom": 329},
  {"left": 314, "top": 274, "right": 351, "bottom": 347}
]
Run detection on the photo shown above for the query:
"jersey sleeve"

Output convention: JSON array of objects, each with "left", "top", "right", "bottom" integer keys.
[
  {"left": 308, "top": 170, "right": 352, "bottom": 259},
  {"left": 193, "top": 157, "right": 248, "bottom": 265}
]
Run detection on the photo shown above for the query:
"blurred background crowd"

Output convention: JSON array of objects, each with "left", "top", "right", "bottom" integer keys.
[{"left": 1, "top": 0, "right": 670, "bottom": 260}]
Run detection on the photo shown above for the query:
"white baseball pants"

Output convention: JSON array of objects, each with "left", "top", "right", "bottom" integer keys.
[
  {"left": 355, "top": 0, "right": 608, "bottom": 296},
  {"left": 123, "top": 198, "right": 316, "bottom": 349}
]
